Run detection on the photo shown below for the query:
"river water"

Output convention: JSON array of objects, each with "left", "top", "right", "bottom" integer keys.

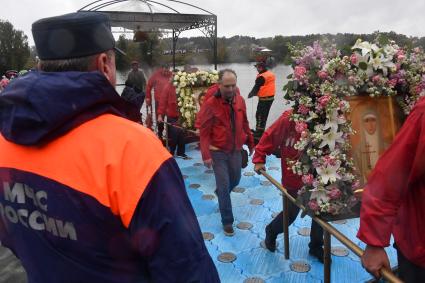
[{"left": 117, "top": 63, "right": 293, "bottom": 128}]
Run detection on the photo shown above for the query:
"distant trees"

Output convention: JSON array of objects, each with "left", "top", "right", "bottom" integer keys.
[
  {"left": 0, "top": 20, "right": 30, "bottom": 75},
  {"left": 115, "top": 32, "right": 163, "bottom": 71}
]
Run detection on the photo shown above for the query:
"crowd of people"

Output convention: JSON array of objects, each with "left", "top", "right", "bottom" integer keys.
[{"left": 0, "top": 10, "right": 423, "bottom": 283}]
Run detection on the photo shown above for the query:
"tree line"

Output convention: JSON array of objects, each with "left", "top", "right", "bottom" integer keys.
[{"left": 1, "top": 18, "right": 425, "bottom": 73}]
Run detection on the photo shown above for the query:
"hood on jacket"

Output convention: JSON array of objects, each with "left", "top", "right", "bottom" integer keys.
[{"left": 0, "top": 71, "right": 140, "bottom": 146}]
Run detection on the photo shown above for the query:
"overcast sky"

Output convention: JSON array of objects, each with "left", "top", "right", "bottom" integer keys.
[{"left": 1, "top": 0, "right": 425, "bottom": 46}]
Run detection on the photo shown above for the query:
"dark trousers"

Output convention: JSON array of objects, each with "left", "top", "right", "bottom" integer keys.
[
  {"left": 255, "top": 98, "right": 274, "bottom": 138},
  {"left": 267, "top": 193, "right": 324, "bottom": 250},
  {"left": 211, "top": 150, "right": 242, "bottom": 226},
  {"left": 396, "top": 245, "right": 425, "bottom": 283},
  {"left": 167, "top": 117, "right": 185, "bottom": 156},
  {"left": 154, "top": 104, "right": 164, "bottom": 140}
]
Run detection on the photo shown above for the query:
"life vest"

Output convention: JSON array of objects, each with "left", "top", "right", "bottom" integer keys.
[{"left": 257, "top": 70, "right": 276, "bottom": 98}]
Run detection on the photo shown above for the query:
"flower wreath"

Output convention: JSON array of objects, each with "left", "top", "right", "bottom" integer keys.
[
  {"left": 172, "top": 70, "right": 219, "bottom": 129},
  {"left": 284, "top": 37, "right": 425, "bottom": 217}
]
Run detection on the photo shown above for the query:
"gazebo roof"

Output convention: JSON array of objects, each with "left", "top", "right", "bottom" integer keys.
[{"left": 79, "top": 0, "right": 216, "bottom": 32}]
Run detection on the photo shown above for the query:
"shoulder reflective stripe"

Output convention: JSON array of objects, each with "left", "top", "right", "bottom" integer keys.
[{"left": 0, "top": 114, "right": 171, "bottom": 227}]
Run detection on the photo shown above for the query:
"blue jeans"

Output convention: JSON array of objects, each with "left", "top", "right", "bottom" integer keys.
[{"left": 211, "top": 150, "right": 242, "bottom": 226}]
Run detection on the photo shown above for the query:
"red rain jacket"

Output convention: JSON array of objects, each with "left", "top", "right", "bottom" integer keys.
[
  {"left": 157, "top": 82, "right": 179, "bottom": 119},
  {"left": 146, "top": 69, "right": 171, "bottom": 105},
  {"left": 198, "top": 91, "right": 254, "bottom": 161},
  {"left": 252, "top": 110, "right": 303, "bottom": 192}
]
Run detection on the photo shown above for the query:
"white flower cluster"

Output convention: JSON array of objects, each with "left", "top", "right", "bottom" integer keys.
[{"left": 173, "top": 70, "right": 219, "bottom": 129}]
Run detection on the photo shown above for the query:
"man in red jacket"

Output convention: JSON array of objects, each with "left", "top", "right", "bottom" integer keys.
[
  {"left": 146, "top": 64, "right": 172, "bottom": 140},
  {"left": 252, "top": 109, "right": 325, "bottom": 262},
  {"left": 198, "top": 69, "right": 254, "bottom": 236},
  {"left": 357, "top": 96, "right": 425, "bottom": 282},
  {"left": 157, "top": 82, "right": 187, "bottom": 158}
]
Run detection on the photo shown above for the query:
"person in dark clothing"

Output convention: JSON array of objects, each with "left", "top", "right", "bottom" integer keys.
[
  {"left": 121, "top": 80, "right": 145, "bottom": 121},
  {"left": 126, "top": 61, "right": 146, "bottom": 94},
  {"left": 0, "top": 12, "right": 219, "bottom": 283},
  {"left": 248, "top": 62, "right": 276, "bottom": 142},
  {"left": 252, "top": 110, "right": 325, "bottom": 263}
]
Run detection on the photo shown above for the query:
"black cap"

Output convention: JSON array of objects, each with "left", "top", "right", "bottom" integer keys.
[{"left": 32, "top": 12, "right": 124, "bottom": 60}]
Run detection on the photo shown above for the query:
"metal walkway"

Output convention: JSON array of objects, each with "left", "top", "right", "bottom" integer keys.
[{"left": 177, "top": 144, "right": 398, "bottom": 283}]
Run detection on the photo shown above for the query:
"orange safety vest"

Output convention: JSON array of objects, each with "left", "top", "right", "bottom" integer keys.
[{"left": 257, "top": 70, "right": 276, "bottom": 98}]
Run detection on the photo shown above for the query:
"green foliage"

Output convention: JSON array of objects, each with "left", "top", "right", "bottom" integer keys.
[
  {"left": 115, "top": 32, "right": 163, "bottom": 71},
  {"left": 0, "top": 20, "right": 30, "bottom": 74}
]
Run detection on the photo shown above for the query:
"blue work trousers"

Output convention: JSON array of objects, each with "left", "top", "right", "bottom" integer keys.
[{"left": 211, "top": 150, "right": 242, "bottom": 226}]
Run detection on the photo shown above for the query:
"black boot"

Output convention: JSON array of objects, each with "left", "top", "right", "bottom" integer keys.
[{"left": 264, "top": 225, "right": 277, "bottom": 252}]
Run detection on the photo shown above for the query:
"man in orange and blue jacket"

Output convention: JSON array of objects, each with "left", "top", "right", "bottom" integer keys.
[{"left": 0, "top": 12, "right": 219, "bottom": 283}]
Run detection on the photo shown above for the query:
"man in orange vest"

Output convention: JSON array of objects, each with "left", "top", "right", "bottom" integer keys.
[{"left": 248, "top": 62, "right": 276, "bottom": 142}]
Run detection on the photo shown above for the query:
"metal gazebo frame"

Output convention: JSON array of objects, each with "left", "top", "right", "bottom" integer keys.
[{"left": 79, "top": 0, "right": 218, "bottom": 69}]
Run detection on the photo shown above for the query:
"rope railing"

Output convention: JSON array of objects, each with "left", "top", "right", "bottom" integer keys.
[{"left": 259, "top": 169, "right": 402, "bottom": 283}]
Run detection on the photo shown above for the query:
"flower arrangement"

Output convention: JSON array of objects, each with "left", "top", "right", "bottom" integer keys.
[
  {"left": 284, "top": 37, "right": 425, "bottom": 217},
  {"left": 173, "top": 70, "right": 219, "bottom": 128}
]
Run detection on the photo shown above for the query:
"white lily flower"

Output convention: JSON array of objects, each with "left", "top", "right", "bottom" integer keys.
[
  {"left": 310, "top": 188, "right": 330, "bottom": 204},
  {"left": 352, "top": 40, "right": 379, "bottom": 56},
  {"left": 319, "top": 128, "right": 344, "bottom": 151},
  {"left": 316, "top": 161, "right": 341, "bottom": 185}
]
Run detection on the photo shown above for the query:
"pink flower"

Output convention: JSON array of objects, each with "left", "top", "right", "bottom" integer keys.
[
  {"left": 414, "top": 85, "right": 423, "bottom": 95},
  {"left": 295, "top": 121, "right": 308, "bottom": 133},
  {"left": 396, "top": 49, "right": 405, "bottom": 57},
  {"left": 397, "top": 54, "right": 405, "bottom": 61},
  {"left": 327, "top": 186, "right": 342, "bottom": 200},
  {"left": 294, "top": 66, "right": 307, "bottom": 80},
  {"left": 302, "top": 174, "right": 314, "bottom": 185},
  {"left": 352, "top": 180, "right": 361, "bottom": 189},
  {"left": 318, "top": 95, "right": 331, "bottom": 107},
  {"left": 308, "top": 199, "right": 320, "bottom": 212},
  {"left": 322, "top": 155, "right": 336, "bottom": 166},
  {"left": 388, "top": 78, "right": 398, "bottom": 87},
  {"left": 317, "top": 70, "right": 328, "bottom": 80},
  {"left": 339, "top": 100, "right": 348, "bottom": 111},
  {"left": 372, "top": 75, "right": 381, "bottom": 85},
  {"left": 298, "top": 105, "right": 310, "bottom": 115},
  {"left": 350, "top": 54, "right": 357, "bottom": 65},
  {"left": 301, "top": 130, "right": 309, "bottom": 138}
]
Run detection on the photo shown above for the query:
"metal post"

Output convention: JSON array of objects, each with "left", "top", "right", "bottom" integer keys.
[
  {"left": 283, "top": 194, "right": 290, "bottom": 259},
  {"left": 172, "top": 29, "right": 177, "bottom": 70},
  {"left": 324, "top": 230, "right": 331, "bottom": 283},
  {"left": 165, "top": 116, "right": 169, "bottom": 149},
  {"left": 213, "top": 15, "right": 218, "bottom": 70}
]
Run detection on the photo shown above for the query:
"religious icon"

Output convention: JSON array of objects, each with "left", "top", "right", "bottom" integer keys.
[{"left": 346, "top": 96, "right": 404, "bottom": 186}]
